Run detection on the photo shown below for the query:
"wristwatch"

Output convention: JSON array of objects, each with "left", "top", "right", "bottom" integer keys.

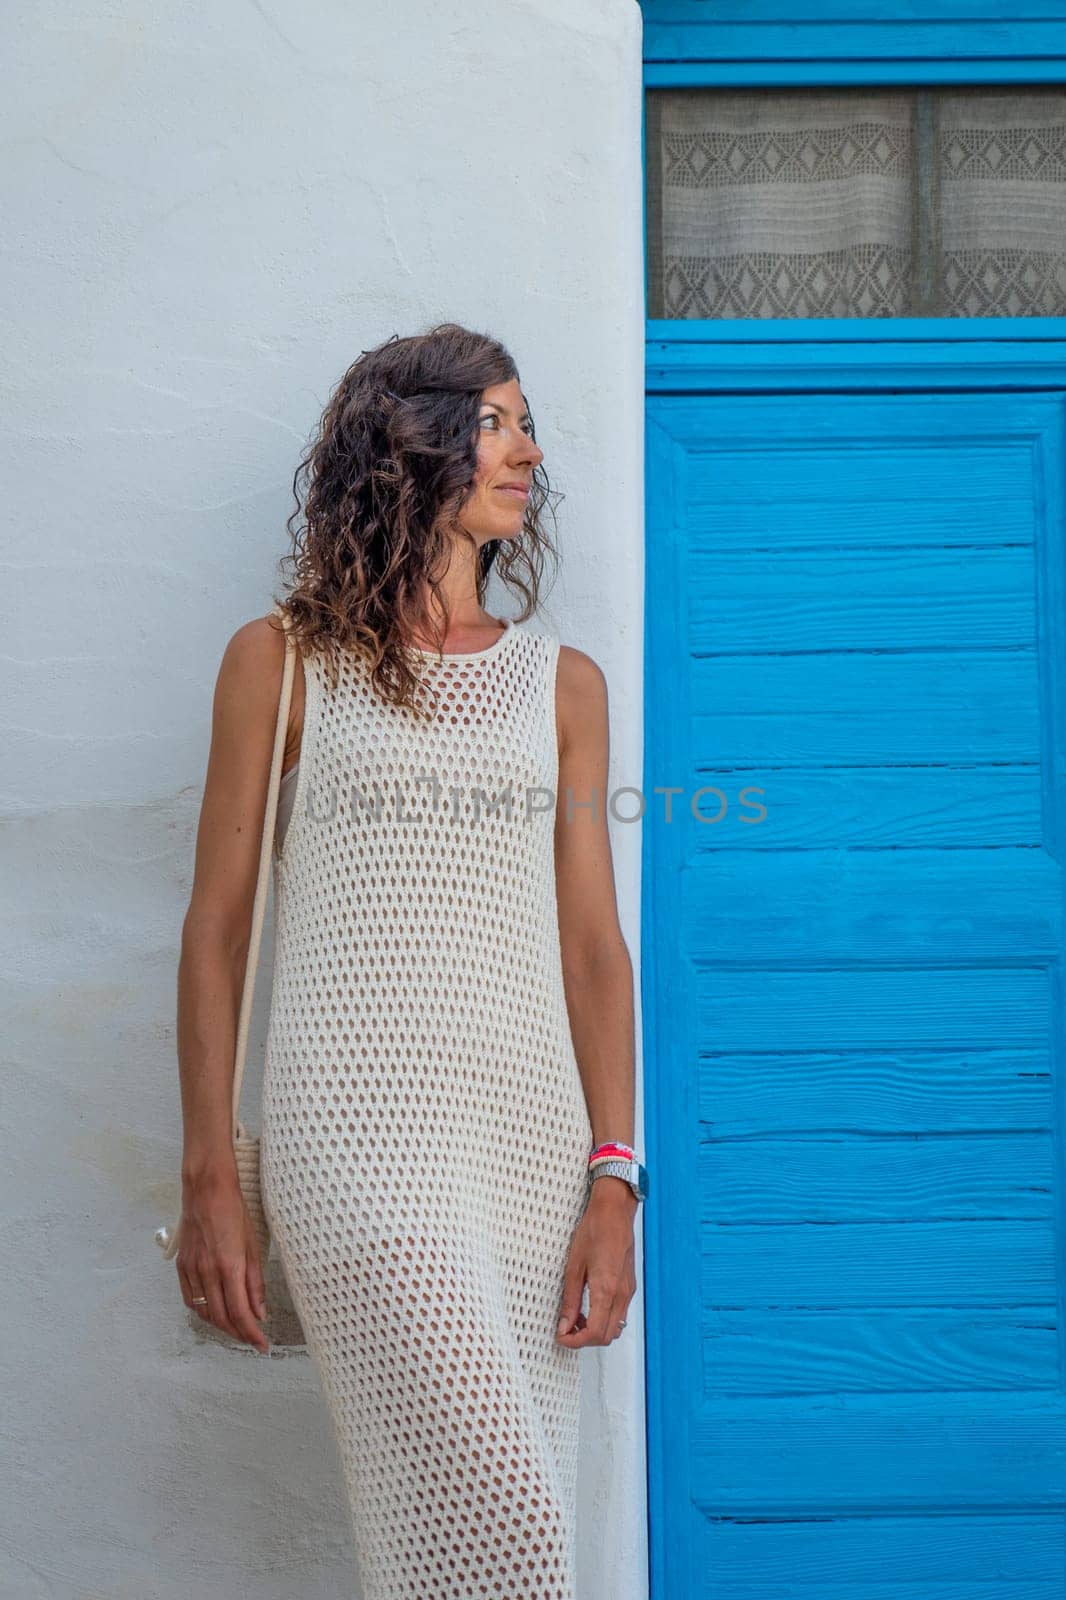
[{"left": 587, "top": 1157, "right": 649, "bottom": 1203}]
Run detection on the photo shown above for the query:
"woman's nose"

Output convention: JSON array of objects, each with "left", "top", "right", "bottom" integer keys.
[{"left": 513, "top": 436, "right": 543, "bottom": 468}]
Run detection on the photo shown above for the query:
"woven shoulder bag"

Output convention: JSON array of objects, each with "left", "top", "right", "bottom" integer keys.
[{"left": 154, "top": 602, "right": 297, "bottom": 1267}]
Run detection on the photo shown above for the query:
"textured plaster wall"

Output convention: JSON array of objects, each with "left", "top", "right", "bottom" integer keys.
[{"left": 1, "top": 3, "right": 647, "bottom": 1595}]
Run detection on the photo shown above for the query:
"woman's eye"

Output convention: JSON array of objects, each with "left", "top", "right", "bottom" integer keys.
[{"left": 479, "top": 414, "right": 534, "bottom": 439}]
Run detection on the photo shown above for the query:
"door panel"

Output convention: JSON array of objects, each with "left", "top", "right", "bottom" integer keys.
[{"left": 642, "top": 376, "right": 1066, "bottom": 1595}]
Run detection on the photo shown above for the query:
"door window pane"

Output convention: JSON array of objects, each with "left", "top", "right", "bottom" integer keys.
[
  {"left": 646, "top": 87, "right": 1066, "bottom": 318},
  {"left": 940, "top": 91, "right": 1066, "bottom": 316}
]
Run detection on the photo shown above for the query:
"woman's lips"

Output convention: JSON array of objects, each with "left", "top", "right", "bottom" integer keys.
[{"left": 495, "top": 486, "right": 529, "bottom": 500}]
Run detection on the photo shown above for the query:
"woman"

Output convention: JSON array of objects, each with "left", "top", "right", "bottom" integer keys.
[{"left": 172, "top": 322, "right": 644, "bottom": 1597}]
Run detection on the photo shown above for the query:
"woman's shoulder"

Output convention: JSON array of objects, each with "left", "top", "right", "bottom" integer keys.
[
  {"left": 224, "top": 607, "right": 289, "bottom": 657},
  {"left": 553, "top": 642, "right": 609, "bottom": 759},
  {"left": 213, "top": 609, "right": 293, "bottom": 694},
  {"left": 211, "top": 610, "right": 305, "bottom": 755},
  {"left": 556, "top": 640, "right": 608, "bottom": 699}
]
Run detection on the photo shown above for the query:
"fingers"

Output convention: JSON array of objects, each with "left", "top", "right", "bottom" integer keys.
[
  {"left": 176, "top": 1249, "right": 268, "bottom": 1353},
  {"left": 180, "top": 1253, "right": 239, "bottom": 1341},
  {"left": 246, "top": 1250, "right": 268, "bottom": 1326},
  {"left": 202, "top": 1268, "right": 242, "bottom": 1344},
  {"left": 221, "top": 1256, "right": 270, "bottom": 1353},
  {"left": 177, "top": 1258, "right": 211, "bottom": 1323},
  {"left": 605, "top": 1256, "right": 638, "bottom": 1345},
  {"left": 556, "top": 1267, "right": 636, "bottom": 1348},
  {"left": 555, "top": 1249, "right": 586, "bottom": 1341},
  {"left": 604, "top": 1289, "right": 633, "bottom": 1344},
  {"left": 564, "top": 1273, "right": 619, "bottom": 1347}
]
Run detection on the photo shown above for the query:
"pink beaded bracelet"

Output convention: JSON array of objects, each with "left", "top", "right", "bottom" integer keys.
[{"left": 588, "top": 1141, "right": 637, "bottom": 1165}]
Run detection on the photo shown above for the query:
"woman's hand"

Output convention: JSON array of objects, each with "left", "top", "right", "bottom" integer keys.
[
  {"left": 555, "top": 1178, "right": 638, "bottom": 1347},
  {"left": 175, "top": 1173, "right": 270, "bottom": 1354}
]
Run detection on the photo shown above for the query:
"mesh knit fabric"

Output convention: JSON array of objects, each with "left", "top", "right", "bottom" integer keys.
[{"left": 260, "top": 619, "right": 593, "bottom": 1598}]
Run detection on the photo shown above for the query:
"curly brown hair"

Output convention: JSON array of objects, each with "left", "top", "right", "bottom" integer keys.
[{"left": 270, "top": 321, "right": 561, "bottom": 715}]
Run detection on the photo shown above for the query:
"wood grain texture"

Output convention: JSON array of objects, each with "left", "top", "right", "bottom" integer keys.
[{"left": 643, "top": 356, "right": 1066, "bottom": 1593}]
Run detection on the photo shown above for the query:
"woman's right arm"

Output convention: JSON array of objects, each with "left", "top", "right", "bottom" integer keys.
[{"left": 173, "top": 611, "right": 300, "bottom": 1351}]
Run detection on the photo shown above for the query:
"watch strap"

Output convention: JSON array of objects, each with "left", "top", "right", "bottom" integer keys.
[{"left": 587, "top": 1156, "right": 648, "bottom": 1202}]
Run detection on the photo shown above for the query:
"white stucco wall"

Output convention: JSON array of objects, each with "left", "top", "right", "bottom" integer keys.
[{"left": 2, "top": 3, "right": 646, "bottom": 1594}]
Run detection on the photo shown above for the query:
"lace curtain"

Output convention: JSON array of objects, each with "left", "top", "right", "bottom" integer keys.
[{"left": 646, "top": 87, "right": 1066, "bottom": 318}]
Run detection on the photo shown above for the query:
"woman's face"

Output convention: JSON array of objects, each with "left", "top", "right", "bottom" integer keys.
[{"left": 460, "top": 377, "right": 543, "bottom": 544}]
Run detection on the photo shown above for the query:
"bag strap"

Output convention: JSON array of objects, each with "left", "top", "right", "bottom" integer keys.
[{"left": 231, "top": 602, "right": 297, "bottom": 1140}]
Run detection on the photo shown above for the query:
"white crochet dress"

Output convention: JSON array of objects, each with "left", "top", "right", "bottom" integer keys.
[{"left": 260, "top": 617, "right": 593, "bottom": 1599}]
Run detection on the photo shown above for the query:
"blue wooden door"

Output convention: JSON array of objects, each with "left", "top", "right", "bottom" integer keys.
[{"left": 642, "top": 345, "right": 1066, "bottom": 1595}]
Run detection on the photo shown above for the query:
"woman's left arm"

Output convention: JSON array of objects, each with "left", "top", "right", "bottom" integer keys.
[{"left": 552, "top": 644, "right": 639, "bottom": 1348}]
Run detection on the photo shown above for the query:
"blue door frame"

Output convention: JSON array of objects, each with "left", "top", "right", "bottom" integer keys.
[{"left": 639, "top": 12, "right": 1066, "bottom": 1597}]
